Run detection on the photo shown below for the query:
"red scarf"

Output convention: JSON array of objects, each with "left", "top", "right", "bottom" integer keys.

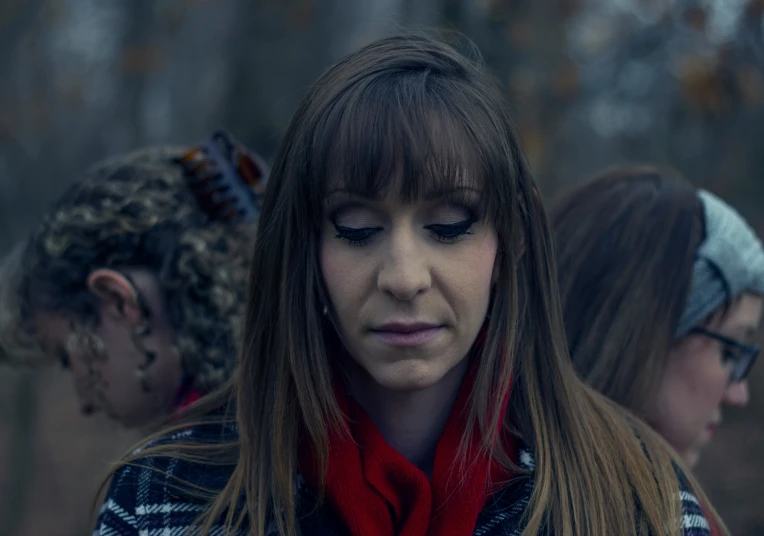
[
  {"left": 299, "top": 363, "right": 515, "bottom": 536},
  {"left": 172, "top": 386, "right": 202, "bottom": 419}
]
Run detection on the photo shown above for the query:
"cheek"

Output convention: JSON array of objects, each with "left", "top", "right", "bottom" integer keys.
[
  {"left": 651, "top": 343, "right": 729, "bottom": 443},
  {"left": 319, "top": 237, "right": 370, "bottom": 312},
  {"left": 441, "top": 234, "right": 498, "bottom": 311},
  {"left": 673, "top": 344, "right": 730, "bottom": 403},
  {"left": 87, "top": 322, "right": 142, "bottom": 394}
]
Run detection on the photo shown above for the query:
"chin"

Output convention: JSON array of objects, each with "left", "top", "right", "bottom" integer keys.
[{"left": 369, "top": 361, "right": 449, "bottom": 392}]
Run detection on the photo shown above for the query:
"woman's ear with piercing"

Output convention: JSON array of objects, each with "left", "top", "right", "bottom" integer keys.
[{"left": 124, "top": 277, "right": 157, "bottom": 394}]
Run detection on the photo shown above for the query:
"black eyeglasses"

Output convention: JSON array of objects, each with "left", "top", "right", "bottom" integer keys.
[{"left": 690, "top": 327, "right": 760, "bottom": 383}]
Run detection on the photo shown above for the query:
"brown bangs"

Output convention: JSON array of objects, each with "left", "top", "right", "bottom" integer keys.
[{"left": 306, "top": 67, "right": 513, "bottom": 224}]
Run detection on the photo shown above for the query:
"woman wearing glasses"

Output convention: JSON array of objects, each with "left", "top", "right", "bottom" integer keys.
[{"left": 551, "top": 165, "right": 763, "bottom": 468}]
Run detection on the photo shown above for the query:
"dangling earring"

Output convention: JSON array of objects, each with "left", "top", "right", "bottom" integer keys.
[
  {"left": 122, "top": 274, "right": 157, "bottom": 394},
  {"left": 132, "top": 319, "right": 157, "bottom": 394},
  {"left": 323, "top": 305, "right": 328, "bottom": 316},
  {"left": 78, "top": 329, "right": 107, "bottom": 361}
]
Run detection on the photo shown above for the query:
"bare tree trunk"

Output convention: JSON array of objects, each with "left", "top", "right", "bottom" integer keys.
[
  {"left": 0, "top": 373, "right": 37, "bottom": 536},
  {"left": 117, "top": 0, "right": 154, "bottom": 149}
]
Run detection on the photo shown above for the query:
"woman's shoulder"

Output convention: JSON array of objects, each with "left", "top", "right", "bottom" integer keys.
[
  {"left": 477, "top": 446, "right": 717, "bottom": 536},
  {"left": 673, "top": 462, "right": 720, "bottom": 535},
  {"left": 94, "top": 416, "right": 239, "bottom": 535}
]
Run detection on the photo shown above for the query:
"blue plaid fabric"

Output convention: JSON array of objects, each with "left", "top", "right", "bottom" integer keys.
[{"left": 94, "top": 421, "right": 714, "bottom": 536}]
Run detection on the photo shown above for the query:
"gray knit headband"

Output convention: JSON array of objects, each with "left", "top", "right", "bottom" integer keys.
[{"left": 674, "top": 190, "right": 764, "bottom": 338}]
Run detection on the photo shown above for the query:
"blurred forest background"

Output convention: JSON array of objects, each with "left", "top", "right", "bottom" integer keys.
[{"left": 0, "top": 0, "right": 763, "bottom": 535}]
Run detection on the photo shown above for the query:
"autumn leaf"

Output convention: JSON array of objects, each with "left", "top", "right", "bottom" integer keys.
[
  {"left": 21, "top": 97, "right": 52, "bottom": 130},
  {"left": 561, "top": 0, "right": 583, "bottom": 18},
  {"left": 0, "top": 2, "right": 21, "bottom": 28},
  {"left": 121, "top": 44, "right": 165, "bottom": 75},
  {"left": 554, "top": 63, "right": 580, "bottom": 97},
  {"left": 62, "top": 80, "right": 85, "bottom": 109},
  {"left": 505, "top": 18, "right": 534, "bottom": 48},
  {"left": 39, "top": 1, "right": 68, "bottom": 26},
  {"left": 517, "top": 121, "right": 544, "bottom": 173},
  {"left": 289, "top": 0, "right": 316, "bottom": 30},
  {"left": 508, "top": 68, "right": 537, "bottom": 100},
  {"left": 683, "top": 6, "right": 707, "bottom": 32},
  {"left": 746, "top": 0, "right": 764, "bottom": 17},
  {"left": 676, "top": 57, "right": 728, "bottom": 115},
  {"left": 736, "top": 67, "right": 764, "bottom": 106}
]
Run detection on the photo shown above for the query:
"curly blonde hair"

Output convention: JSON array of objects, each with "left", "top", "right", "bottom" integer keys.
[{"left": 0, "top": 145, "right": 255, "bottom": 394}]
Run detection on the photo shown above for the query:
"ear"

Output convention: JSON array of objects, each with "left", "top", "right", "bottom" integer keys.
[{"left": 86, "top": 269, "right": 142, "bottom": 325}]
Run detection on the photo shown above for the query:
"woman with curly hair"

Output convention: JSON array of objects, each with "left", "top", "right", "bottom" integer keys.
[{"left": 0, "top": 131, "right": 267, "bottom": 429}]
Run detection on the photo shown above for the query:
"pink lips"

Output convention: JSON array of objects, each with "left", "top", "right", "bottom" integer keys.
[{"left": 370, "top": 322, "right": 444, "bottom": 347}]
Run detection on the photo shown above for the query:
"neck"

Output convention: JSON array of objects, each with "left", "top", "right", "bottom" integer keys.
[{"left": 343, "top": 358, "right": 470, "bottom": 475}]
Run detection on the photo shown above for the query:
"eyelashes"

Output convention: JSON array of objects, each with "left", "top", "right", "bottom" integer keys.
[
  {"left": 333, "top": 218, "right": 476, "bottom": 247},
  {"left": 425, "top": 220, "right": 475, "bottom": 243},
  {"left": 333, "top": 225, "right": 381, "bottom": 247}
]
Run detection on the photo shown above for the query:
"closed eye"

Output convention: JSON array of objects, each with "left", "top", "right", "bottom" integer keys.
[
  {"left": 333, "top": 224, "right": 383, "bottom": 246},
  {"left": 425, "top": 219, "right": 475, "bottom": 243},
  {"left": 332, "top": 219, "right": 476, "bottom": 247}
]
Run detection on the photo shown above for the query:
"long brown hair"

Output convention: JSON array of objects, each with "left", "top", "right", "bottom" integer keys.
[
  {"left": 111, "top": 37, "right": 725, "bottom": 536},
  {"left": 550, "top": 165, "right": 703, "bottom": 415}
]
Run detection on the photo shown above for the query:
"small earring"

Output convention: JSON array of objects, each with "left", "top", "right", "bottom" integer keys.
[{"left": 323, "top": 305, "right": 328, "bottom": 316}]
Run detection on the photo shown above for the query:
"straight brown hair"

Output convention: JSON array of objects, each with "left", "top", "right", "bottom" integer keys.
[{"left": 550, "top": 165, "right": 703, "bottom": 415}]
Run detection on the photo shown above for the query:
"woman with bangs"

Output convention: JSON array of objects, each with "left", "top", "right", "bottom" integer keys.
[{"left": 94, "top": 35, "right": 724, "bottom": 536}]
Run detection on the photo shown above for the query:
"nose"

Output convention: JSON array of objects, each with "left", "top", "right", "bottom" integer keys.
[
  {"left": 722, "top": 380, "right": 750, "bottom": 407},
  {"left": 377, "top": 227, "right": 432, "bottom": 301}
]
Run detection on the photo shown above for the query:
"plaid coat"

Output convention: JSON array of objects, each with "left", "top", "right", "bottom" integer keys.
[{"left": 94, "top": 420, "right": 715, "bottom": 536}]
